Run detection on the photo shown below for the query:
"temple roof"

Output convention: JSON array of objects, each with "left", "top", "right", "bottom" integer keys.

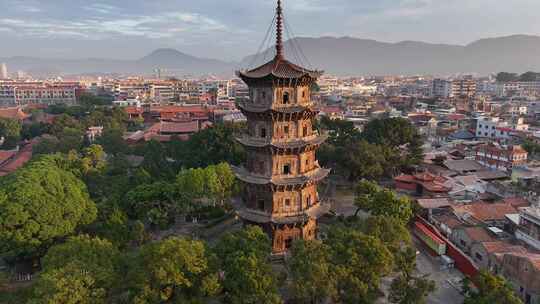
[
  {"left": 236, "top": 101, "right": 317, "bottom": 114},
  {"left": 237, "top": 203, "right": 331, "bottom": 224},
  {"left": 232, "top": 165, "right": 330, "bottom": 186},
  {"left": 236, "top": 133, "right": 328, "bottom": 149},
  {"left": 237, "top": 56, "right": 323, "bottom": 81}
]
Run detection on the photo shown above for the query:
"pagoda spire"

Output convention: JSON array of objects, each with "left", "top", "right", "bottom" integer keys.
[{"left": 275, "top": 0, "right": 284, "bottom": 59}]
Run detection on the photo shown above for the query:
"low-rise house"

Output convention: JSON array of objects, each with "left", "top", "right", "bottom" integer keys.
[
  {"left": 451, "top": 226, "right": 495, "bottom": 254},
  {"left": 452, "top": 202, "right": 518, "bottom": 228},
  {"left": 499, "top": 252, "right": 540, "bottom": 304},
  {"left": 516, "top": 205, "right": 540, "bottom": 251},
  {"left": 394, "top": 172, "right": 450, "bottom": 197},
  {"left": 475, "top": 143, "right": 528, "bottom": 172},
  {"left": 431, "top": 213, "right": 463, "bottom": 237},
  {"left": 470, "top": 241, "right": 527, "bottom": 271}
]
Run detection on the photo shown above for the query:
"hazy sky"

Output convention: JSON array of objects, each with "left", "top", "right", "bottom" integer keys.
[{"left": 1, "top": 0, "right": 539, "bottom": 61}]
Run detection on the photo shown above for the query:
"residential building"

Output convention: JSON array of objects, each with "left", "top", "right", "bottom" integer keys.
[
  {"left": 475, "top": 143, "right": 528, "bottom": 171},
  {"left": 431, "top": 78, "right": 453, "bottom": 98},
  {"left": 516, "top": 205, "right": 540, "bottom": 251},
  {"left": 0, "top": 63, "right": 7, "bottom": 79},
  {"left": 452, "top": 78, "right": 477, "bottom": 98},
  {"left": 0, "top": 81, "right": 80, "bottom": 106},
  {"left": 499, "top": 253, "right": 540, "bottom": 304}
]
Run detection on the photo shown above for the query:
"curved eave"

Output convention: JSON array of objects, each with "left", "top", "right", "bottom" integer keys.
[
  {"left": 236, "top": 70, "right": 323, "bottom": 82},
  {"left": 237, "top": 101, "right": 318, "bottom": 115},
  {"left": 236, "top": 134, "right": 328, "bottom": 149},
  {"left": 232, "top": 166, "right": 330, "bottom": 186},
  {"left": 237, "top": 203, "right": 331, "bottom": 224}
]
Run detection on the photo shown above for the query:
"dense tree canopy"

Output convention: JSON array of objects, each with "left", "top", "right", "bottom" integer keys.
[
  {"left": 30, "top": 235, "right": 121, "bottom": 304},
  {"left": 287, "top": 240, "right": 337, "bottom": 303},
  {"left": 0, "top": 117, "right": 21, "bottom": 149},
  {"left": 354, "top": 180, "right": 414, "bottom": 225},
  {"left": 463, "top": 271, "right": 523, "bottom": 304},
  {"left": 214, "top": 226, "right": 281, "bottom": 304},
  {"left": 127, "top": 237, "right": 220, "bottom": 303},
  {"left": 0, "top": 155, "right": 97, "bottom": 257}
]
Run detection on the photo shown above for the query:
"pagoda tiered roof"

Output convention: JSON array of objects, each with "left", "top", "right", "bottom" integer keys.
[
  {"left": 236, "top": 100, "right": 318, "bottom": 114},
  {"left": 237, "top": 203, "right": 331, "bottom": 224},
  {"left": 232, "top": 166, "right": 330, "bottom": 187},
  {"left": 237, "top": 56, "right": 323, "bottom": 81},
  {"left": 236, "top": 133, "right": 328, "bottom": 150}
]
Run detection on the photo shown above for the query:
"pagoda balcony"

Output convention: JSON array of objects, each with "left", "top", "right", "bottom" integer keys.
[
  {"left": 237, "top": 202, "right": 331, "bottom": 225},
  {"left": 232, "top": 165, "right": 330, "bottom": 188},
  {"left": 236, "top": 99, "right": 315, "bottom": 114},
  {"left": 235, "top": 132, "right": 328, "bottom": 149}
]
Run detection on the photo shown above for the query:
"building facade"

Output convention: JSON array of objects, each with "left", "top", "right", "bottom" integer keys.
[{"left": 233, "top": 0, "right": 329, "bottom": 254}]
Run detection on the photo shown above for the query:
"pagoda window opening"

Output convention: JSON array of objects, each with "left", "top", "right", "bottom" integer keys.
[
  {"left": 285, "top": 237, "right": 293, "bottom": 249},
  {"left": 283, "top": 164, "right": 291, "bottom": 175},
  {"left": 303, "top": 125, "right": 308, "bottom": 136},
  {"left": 285, "top": 198, "right": 291, "bottom": 207},
  {"left": 284, "top": 126, "right": 289, "bottom": 136},
  {"left": 260, "top": 127, "right": 267, "bottom": 138},
  {"left": 306, "top": 194, "right": 312, "bottom": 206},
  {"left": 283, "top": 92, "right": 290, "bottom": 104},
  {"left": 257, "top": 199, "right": 265, "bottom": 211}
]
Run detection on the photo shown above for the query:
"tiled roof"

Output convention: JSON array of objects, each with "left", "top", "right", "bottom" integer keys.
[
  {"left": 0, "top": 143, "right": 33, "bottom": 176},
  {"left": 463, "top": 227, "right": 495, "bottom": 242},
  {"left": 238, "top": 56, "right": 322, "bottom": 80},
  {"left": 481, "top": 241, "right": 527, "bottom": 254},
  {"left": 417, "top": 198, "right": 452, "bottom": 209},
  {"left": 453, "top": 202, "right": 517, "bottom": 222},
  {"left": 159, "top": 121, "right": 199, "bottom": 134},
  {"left": 501, "top": 197, "right": 530, "bottom": 208},
  {"left": 0, "top": 107, "right": 29, "bottom": 120}
]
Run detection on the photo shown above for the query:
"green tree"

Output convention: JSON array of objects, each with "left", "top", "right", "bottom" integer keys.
[
  {"left": 0, "top": 155, "right": 97, "bottom": 257},
  {"left": 127, "top": 237, "right": 220, "bottom": 303},
  {"left": 212, "top": 162, "right": 236, "bottom": 204},
  {"left": 0, "top": 117, "right": 21, "bottom": 149},
  {"left": 29, "top": 235, "right": 121, "bottom": 304},
  {"left": 140, "top": 140, "right": 176, "bottom": 180},
  {"left": 389, "top": 247, "right": 435, "bottom": 304},
  {"left": 287, "top": 240, "right": 337, "bottom": 303},
  {"left": 214, "top": 226, "right": 281, "bottom": 304},
  {"left": 317, "top": 116, "right": 362, "bottom": 147},
  {"left": 326, "top": 226, "right": 393, "bottom": 303},
  {"left": 177, "top": 168, "right": 206, "bottom": 201},
  {"left": 463, "top": 271, "right": 523, "bottom": 304},
  {"left": 354, "top": 180, "right": 413, "bottom": 225},
  {"left": 96, "top": 128, "right": 128, "bottom": 155},
  {"left": 124, "top": 182, "right": 180, "bottom": 229}
]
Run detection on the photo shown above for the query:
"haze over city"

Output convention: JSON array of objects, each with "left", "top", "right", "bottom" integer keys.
[{"left": 1, "top": 0, "right": 540, "bottom": 60}]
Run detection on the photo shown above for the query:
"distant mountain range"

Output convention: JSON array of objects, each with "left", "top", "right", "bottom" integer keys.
[{"left": 2, "top": 35, "right": 540, "bottom": 77}]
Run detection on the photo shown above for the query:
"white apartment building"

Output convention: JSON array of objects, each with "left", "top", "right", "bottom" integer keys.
[
  {"left": 431, "top": 79, "right": 453, "bottom": 98},
  {"left": 0, "top": 81, "right": 79, "bottom": 106}
]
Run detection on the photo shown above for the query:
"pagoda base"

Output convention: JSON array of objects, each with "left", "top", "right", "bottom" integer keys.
[{"left": 243, "top": 218, "right": 317, "bottom": 254}]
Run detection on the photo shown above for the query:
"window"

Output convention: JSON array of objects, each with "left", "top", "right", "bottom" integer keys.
[
  {"left": 285, "top": 238, "right": 293, "bottom": 249},
  {"left": 284, "top": 126, "right": 289, "bottom": 135},
  {"left": 261, "top": 91, "right": 266, "bottom": 99},
  {"left": 302, "top": 90, "right": 306, "bottom": 98},
  {"left": 257, "top": 199, "right": 265, "bottom": 210},
  {"left": 283, "top": 164, "right": 291, "bottom": 175},
  {"left": 303, "top": 125, "right": 308, "bottom": 136},
  {"left": 306, "top": 195, "right": 312, "bottom": 206},
  {"left": 460, "top": 240, "right": 466, "bottom": 247},
  {"left": 260, "top": 127, "right": 266, "bottom": 138},
  {"left": 283, "top": 92, "right": 290, "bottom": 104},
  {"left": 285, "top": 199, "right": 291, "bottom": 206},
  {"left": 475, "top": 253, "right": 483, "bottom": 261}
]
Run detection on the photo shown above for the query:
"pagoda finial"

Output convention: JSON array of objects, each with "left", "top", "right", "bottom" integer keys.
[{"left": 276, "top": 0, "right": 284, "bottom": 59}]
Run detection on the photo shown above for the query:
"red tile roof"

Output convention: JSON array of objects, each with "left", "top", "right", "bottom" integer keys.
[
  {"left": 0, "top": 143, "right": 33, "bottom": 176},
  {"left": 501, "top": 197, "right": 530, "bottom": 208},
  {"left": 463, "top": 227, "right": 495, "bottom": 242},
  {"left": 453, "top": 202, "right": 518, "bottom": 222},
  {"left": 0, "top": 107, "right": 29, "bottom": 121},
  {"left": 481, "top": 241, "right": 527, "bottom": 254}
]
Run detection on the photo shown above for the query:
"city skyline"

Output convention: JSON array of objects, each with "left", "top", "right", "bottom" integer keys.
[{"left": 1, "top": 0, "right": 539, "bottom": 61}]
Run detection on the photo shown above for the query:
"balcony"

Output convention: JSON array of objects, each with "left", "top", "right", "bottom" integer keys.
[{"left": 235, "top": 132, "right": 328, "bottom": 149}]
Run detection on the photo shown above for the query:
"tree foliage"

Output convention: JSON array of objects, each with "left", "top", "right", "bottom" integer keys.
[
  {"left": 354, "top": 180, "right": 413, "bottom": 225},
  {"left": 0, "top": 117, "right": 21, "bottom": 149},
  {"left": 30, "top": 235, "right": 120, "bottom": 304},
  {"left": 214, "top": 226, "right": 281, "bottom": 304},
  {"left": 463, "top": 271, "right": 523, "bottom": 304},
  {"left": 389, "top": 247, "right": 435, "bottom": 304},
  {"left": 127, "top": 237, "right": 220, "bottom": 303},
  {"left": 287, "top": 240, "right": 337, "bottom": 303},
  {"left": 0, "top": 155, "right": 97, "bottom": 257}
]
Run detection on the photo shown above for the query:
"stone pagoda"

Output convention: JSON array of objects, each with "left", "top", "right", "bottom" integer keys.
[{"left": 233, "top": 0, "right": 330, "bottom": 254}]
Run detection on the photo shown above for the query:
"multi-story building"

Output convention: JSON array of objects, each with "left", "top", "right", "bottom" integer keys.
[
  {"left": 233, "top": 1, "right": 329, "bottom": 254},
  {"left": 452, "top": 78, "right": 477, "bottom": 98},
  {"left": 475, "top": 143, "right": 528, "bottom": 171},
  {"left": 0, "top": 81, "right": 80, "bottom": 106},
  {"left": 0, "top": 63, "right": 7, "bottom": 79},
  {"left": 150, "top": 83, "right": 174, "bottom": 103},
  {"left": 516, "top": 205, "right": 540, "bottom": 251},
  {"left": 431, "top": 79, "right": 453, "bottom": 98}
]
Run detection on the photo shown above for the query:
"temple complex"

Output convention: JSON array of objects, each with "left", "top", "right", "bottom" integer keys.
[{"left": 233, "top": 0, "right": 330, "bottom": 253}]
